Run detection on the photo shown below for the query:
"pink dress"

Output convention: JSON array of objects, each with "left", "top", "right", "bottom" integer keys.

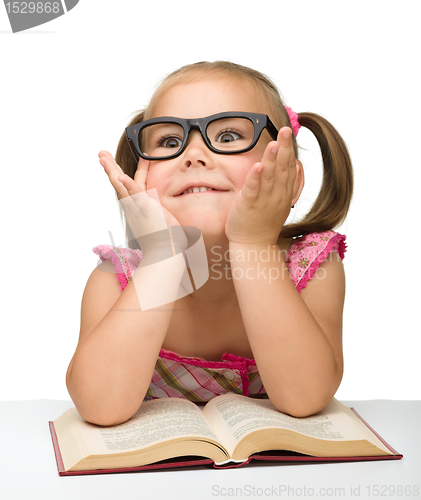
[{"left": 93, "top": 230, "right": 346, "bottom": 403}]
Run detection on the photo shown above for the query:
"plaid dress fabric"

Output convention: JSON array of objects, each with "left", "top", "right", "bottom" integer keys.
[{"left": 93, "top": 231, "right": 346, "bottom": 403}]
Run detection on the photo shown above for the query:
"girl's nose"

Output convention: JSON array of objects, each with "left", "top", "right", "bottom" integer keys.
[{"left": 182, "top": 131, "right": 212, "bottom": 167}]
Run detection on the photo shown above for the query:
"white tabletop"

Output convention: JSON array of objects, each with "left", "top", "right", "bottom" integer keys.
[{"left": 0, "top": 400, "right": 420, "bottom": 500}]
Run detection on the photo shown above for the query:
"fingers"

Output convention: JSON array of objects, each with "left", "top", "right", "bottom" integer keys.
[
  {"left": 133, "top": 156, "right": 150, "bottom": 192},
  {"left": 98, "top": 151, "right": 169, "bottom": 243},
  {"left": 98, "top": 150, "right": 124, "bottom": 176},
  {"left": 117, "top": 173, "right": 141, "bottom": 196},
  {"left": 240, "top": 127, "right": 296, "bottom": 201},
  {"left": 120, "top": 156, "right": 156, "bottom": 216},
  {"left": 238, "top": 162, "right": 263, "bottom": 202},
  {"left": 239, "top": 127, "right": 297, "bottom": 208},
  {"left": 99, "top": 150, "right": 151, "bottom": 199},
  {"left": 98, "top": 150, "right": 129, "bottom": 199},
  {"left": 259, "top": 127, "right": 296, "bottom": 195},
  {"left": 117, "top": 173, "right": 154, "bottom": 216}
]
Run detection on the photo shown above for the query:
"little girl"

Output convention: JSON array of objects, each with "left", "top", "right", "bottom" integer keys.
[{"left": 66, "top": 61, "right": 353, "bottom": 426}]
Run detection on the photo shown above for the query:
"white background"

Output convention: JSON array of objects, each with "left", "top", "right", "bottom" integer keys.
[{"left": 0, "top": 0, "right": 419, "bottom": 401}]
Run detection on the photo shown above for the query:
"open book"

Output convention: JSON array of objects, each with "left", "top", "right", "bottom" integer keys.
[{"left": 49, "top": 394, "right": 402, "bottom": 476}]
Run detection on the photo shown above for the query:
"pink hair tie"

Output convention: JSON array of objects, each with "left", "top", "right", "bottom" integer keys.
[{"left": 284, "top": 106, "right": 301, "bottom": 137}]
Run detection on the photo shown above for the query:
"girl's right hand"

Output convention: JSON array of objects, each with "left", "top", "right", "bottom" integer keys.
[{"left": 98, "top": 151, "right": 188, "bottom": 253}]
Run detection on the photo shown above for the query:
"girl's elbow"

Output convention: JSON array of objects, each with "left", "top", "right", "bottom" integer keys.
[
  {"left": 65, "top": 372, "right": 144, "bottom": 427},
  {"left": 287, "top": 396, "right": 333, "bottom": 417},
  {"left": 270, "top": 379, "right": 342, "bottom": 417},
  {"left": 271, "top": 396, "right": 331, "bottom": 418},
  {"left": 84, "top": 413, "right": 133, "bottom": 427},
  {"left": 77, "top": 403, "right": 143, "bottom": 427}
]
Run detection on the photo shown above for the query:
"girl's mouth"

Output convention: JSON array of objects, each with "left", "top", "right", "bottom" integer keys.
[{"left": 177, "top": 187, "right": 228, "bottom": 196}]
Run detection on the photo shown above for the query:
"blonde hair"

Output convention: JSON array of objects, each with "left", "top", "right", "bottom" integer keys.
[{"left": 116, "top": 61, "right": 353, "bottom": 246}]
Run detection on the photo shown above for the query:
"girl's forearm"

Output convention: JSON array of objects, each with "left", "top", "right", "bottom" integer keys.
[
  {"left": 66, "top": 253, "right": 186, "bottom": 426},
  {"left": 229, "top": 242, "right": 342, "bottom": 417}
]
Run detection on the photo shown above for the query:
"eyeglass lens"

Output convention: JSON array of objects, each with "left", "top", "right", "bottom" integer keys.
[{"left": 139, "top": 117, "right": 255, "bottom": 158}]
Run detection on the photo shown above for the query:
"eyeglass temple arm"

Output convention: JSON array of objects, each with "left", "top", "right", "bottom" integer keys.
[
  {"left": 266, "top": 119, "right": 279, "bottom": 140},
  {"left": 126, "top": 134, "right": 140, "bottom": 163}
]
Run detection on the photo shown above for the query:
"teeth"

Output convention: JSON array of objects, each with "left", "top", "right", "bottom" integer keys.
[{"left": 182, "top": 186, "right": 215, "bottom": 195}]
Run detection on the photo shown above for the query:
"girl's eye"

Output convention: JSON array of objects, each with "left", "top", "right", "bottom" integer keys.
[
  {"left": 159, "top": 136, "right": 182, "bottom": 148},
  {"left": 216, "top": 129, "right": 241, "bottom": 143}
]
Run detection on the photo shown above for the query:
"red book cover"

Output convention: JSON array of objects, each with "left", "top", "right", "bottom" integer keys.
[{"left": 49, "top": 407, "right": 402, "bottom": 476}]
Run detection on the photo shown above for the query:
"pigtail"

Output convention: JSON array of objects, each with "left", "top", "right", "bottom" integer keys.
[
  {"left": 281, "top": 112, "right": 353, "bottom": 238},
  {"left": 115, "top": 111, "right": 145, "bottom": 250}
]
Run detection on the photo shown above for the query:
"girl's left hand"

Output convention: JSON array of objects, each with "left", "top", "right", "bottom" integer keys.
[{"left": 225, "top": 127, "right": 299, "bottom": 246}]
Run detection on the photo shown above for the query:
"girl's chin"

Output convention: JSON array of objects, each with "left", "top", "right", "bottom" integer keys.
[
  {"left": 182, "top": 224, "right": 226, "bottom": 238},
  {"left": 174, "top": 206, "right": 227, "bottom": 220},
  {"left": 177, "top": 219, "right": 227, "bottom": 238}
]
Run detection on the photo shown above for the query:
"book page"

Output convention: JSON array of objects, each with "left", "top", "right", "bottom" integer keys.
[
  {"left": 203, "top": 394, "right": 391, "bottom": 456},
  {"left": 73, "top": 398, "right": 221, "bottom": 456}
]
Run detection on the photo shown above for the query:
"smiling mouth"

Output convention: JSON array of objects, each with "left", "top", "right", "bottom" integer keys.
[{"left": 176, "top": 188, "right": 229, "bottom": 196}]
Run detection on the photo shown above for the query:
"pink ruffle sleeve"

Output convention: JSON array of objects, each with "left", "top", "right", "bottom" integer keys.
[
  {"left": 286, "top": 231, "right": 347, "bottom": 293},
  {"left": 92, "top": 244, "right": 143, "bottom": 290}
]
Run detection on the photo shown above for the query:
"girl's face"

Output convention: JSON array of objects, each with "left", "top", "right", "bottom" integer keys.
[{"left": 145, "top": 77, "right": 275, "bottom": 238}]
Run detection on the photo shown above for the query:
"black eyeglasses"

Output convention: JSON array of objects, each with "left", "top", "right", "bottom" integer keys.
[{"left": 125, "top": 111, "right": 279, "bottom": 161}]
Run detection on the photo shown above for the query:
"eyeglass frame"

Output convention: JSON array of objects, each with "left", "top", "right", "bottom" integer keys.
[{"left": 125, "top": 111, "right": 279, "bottom": 162}]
